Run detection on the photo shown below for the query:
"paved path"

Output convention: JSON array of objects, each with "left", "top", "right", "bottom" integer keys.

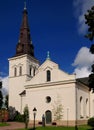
[{"left": 0, "top": 122, "right": 31, "bottom": 130}]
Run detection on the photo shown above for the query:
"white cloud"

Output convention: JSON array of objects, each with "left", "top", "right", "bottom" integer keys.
[
  {"left": 72, "top": 47, "right": 94, "bottom": 67},
  {"left": 0, "top": 76, "right": 9, "bottom": 95},
  {"left": 73, "top": 1, "right": 94, "bottom": 77},
  {"left": 72, "top": 47, "right": 94, "bottom": 78},
  {"left": 73, "top": 67, "right": 91, "bottom": 78},
  {"left": 73, "top": 0, "right": 94, "bottom": 34}
]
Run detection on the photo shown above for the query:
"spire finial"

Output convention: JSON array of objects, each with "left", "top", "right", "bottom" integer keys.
[
  {"left": 46, "top": 51, "right": 51, "bottom": 60},
  {"left": 24, "top": 0, "right": 27, "bottom": 10}
]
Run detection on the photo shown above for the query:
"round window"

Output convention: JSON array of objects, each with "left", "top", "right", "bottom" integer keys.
[{"left": 46, "top": 96, "right": 51, "bottom": 103}]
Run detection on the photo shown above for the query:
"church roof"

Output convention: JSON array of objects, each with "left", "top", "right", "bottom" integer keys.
[{"left": 76, "top": 77, "right": 89, "bottom": 86}]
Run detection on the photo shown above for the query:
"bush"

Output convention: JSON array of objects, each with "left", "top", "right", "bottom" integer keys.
[
  {"left": 8, "top": 106, "right": 17, "bottom": 121},
  {"left": 14, "top": 114, "right": 24, "bottom": 122},
  {"left": 88, "top": 117, "right": 94, "bottom": 127},
  {"left": 0, "top": 109, "right": 9, "bottom": 122}
]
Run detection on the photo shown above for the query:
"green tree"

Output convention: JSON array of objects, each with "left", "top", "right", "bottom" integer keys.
[
  {"left": 85, "top": 6, "right": 94, "bottom": 41},
  {"left": 0, "top": 81, "right": 3, "bottom": 109},
  {"left": 52, "top": 95, "right": 63, "bottom": 121},
  {"left": 88, "top": 117, "right": 94, "bottom": 128},
  {"left": 5, "top": 95, "right": 8, "bottom": 109},
  {"left": 23, "top": 105, "right": 29, "bottom": 129},
  {"left": 85, "top": 6, "right": 94, "bottom": 92}
]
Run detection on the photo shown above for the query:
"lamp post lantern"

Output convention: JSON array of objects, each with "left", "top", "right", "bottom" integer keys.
[{"left": 33, "top": 107, "right": 37, "bottom": 130}]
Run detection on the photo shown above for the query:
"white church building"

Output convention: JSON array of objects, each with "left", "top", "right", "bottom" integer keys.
[{"left": 8, "top": 4, "right": 94, "bottom": 126}]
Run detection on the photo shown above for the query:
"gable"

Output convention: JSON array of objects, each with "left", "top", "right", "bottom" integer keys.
[
  {"left": 25, "top": 59, "right": 76, "bottom": 86},
  {"left": 38, "top": 59, "right": 59, "bottom": 71}
]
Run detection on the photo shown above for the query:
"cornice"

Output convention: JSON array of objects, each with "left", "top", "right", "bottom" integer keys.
[
  {"left": 25, "top": 79, "right": 76, "bottom": 89},
  {"left": 8, "top": 54, "right": 39, "bottom": 63}
]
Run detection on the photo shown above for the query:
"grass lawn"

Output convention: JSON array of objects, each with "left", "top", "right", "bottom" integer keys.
[
  {"left": 0, "top": 123, "right": 92, "bottom": 130},
  {"left": 16, "top": 127, "right": 74, "bottom": 130},
  {"left": 17, "top": 125, "right": 92, "bottom": 130},
  {"left": 0, "top": 122, "right": 10, "bottom": 127},
  {"left": 78, "top": 125, "right": 92, "bottom": 129}
]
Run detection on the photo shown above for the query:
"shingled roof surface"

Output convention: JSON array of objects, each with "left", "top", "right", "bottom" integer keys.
[{"left": 76, "top": 77, "right": 89, "bottom": 86}]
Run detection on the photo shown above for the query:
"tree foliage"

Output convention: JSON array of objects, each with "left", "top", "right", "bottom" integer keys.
[
  {"left": 5, "top": 95, "right": 8, "bottom": 109},
  {"left": 90, "top": 44, "right": 94, "bottom": 54},
  {"left": 0, "top": 81, "right": 2, "bottom": 89},
  {"left": 88, "top": 73, "right": 94, "bottom": 92},
  {"left": 88, "top": 117, "right": 94, "bottom": 127},
  {"left": 85, "top": 6, "right": 94, "bottom": 92},
  {"left": 85, "top": 6, "right": 94, "bottom": 41},
  {"left": 0, "top": 81, "right": 3, "bottom": 109},
  {"left": 52, "top": 95, "right": 63, "bottom": 121},
  {"left": 23, "top": 105, "right": 29, "bottom": 129},
  {"left": 8, "top": 106, "right": 17, "bottom": 121}
]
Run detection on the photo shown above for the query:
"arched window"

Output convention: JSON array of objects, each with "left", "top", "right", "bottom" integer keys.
[
  {"left": 80, "top": 96, "right": 84, "bottom": 118},
  {"left": 29, "top": 66, "right": 32, "bottom": 76},
  {"left": 47, "top": 70, "right": 51, "bottom": 82},
  {"left": 33, "top": 67, "right": 36, "bottom": 76},
  {"left": 19, "top": 66, "right": 22, "bottom": 76},
  {"left": 86, "top": 98, "right": 89, "bottom": 117},
  {"left": 14, "top": 67, "right": 17, "bottom": 76}
]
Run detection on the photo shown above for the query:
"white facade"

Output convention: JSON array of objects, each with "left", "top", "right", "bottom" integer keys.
[
  {"left": 8, "top": 5, "right": 94, "bottom": 126},
  {"left": 8, "top": 53, "right": 94, "bottom": 126}
]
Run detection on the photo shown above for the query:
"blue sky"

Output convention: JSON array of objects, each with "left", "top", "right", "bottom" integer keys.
[{"left": 0, "top": 0, "right": 94, "bottom": 94}]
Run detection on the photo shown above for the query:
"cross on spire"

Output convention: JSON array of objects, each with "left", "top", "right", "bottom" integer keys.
[
  {"left": 24, "top": 0, "right": 27, "bottom": 10},
  {"left": 46, "top": 51, "right": 51, "bottom": 60}
]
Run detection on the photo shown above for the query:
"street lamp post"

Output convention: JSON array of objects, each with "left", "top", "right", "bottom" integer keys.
[{"left": 33, "top": 107, "right": 37, "bottom": 130}]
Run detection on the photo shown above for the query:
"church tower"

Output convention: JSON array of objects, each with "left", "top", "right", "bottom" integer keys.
[{"left": 8, "top": 3, "right": 39, "bottom": 112}]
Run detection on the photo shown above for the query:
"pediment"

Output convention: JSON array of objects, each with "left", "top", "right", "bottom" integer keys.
[
  {"left": 38, "top": 59, "right": 59, "bottom": 71},
  {"left": 43, "top": 66, "right": 52, "bottom": 71},
  {"left": 25, "top": 59, "right": 75, "bottom": 87}
]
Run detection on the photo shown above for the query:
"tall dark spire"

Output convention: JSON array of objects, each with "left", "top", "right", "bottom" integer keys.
[{"left": 15, "top": 3, "right": 34, "bottom": 57}]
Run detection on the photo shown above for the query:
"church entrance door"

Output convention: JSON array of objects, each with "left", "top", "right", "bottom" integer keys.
[{"left": 45, "top": 110, "right": 52, "bottom": 124}]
